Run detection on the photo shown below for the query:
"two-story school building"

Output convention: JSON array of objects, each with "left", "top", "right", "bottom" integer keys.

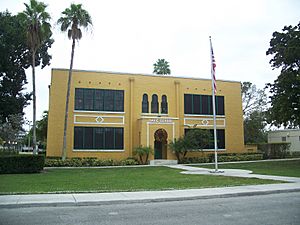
[{"left": 46, "top": 68, "right": 245, "bottom": 160}]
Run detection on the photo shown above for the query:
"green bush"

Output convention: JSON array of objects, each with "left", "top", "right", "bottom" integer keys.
[
  {"left": 0, "top": 155, "right": 45, "bottom": 174},
  {"left": 0, "top": 148, "right": 19, "bottom": 156},
  {"left": 206, "top": 153, "right": 263, "bottom": 163},
  {"left": 133, "top": 146, "right": 153, "bottom": 165},
  {"left": 45, "top": 157, "right": 139, "bottom": 167},
  {"left": 258, "top": 143, "right": 291, "bottom": 159},
  {"left": 181, "top": 157, "right": 210, "bottom": 164}
]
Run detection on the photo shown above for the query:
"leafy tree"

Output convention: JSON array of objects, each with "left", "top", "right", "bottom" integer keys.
[
  {"left": 241, "top": 82, "right": 268, "bottom": 144},
  {"left": 169, "top": 129, "right": 211, "bottom": 162},
  {"left": 0, "top": 11, "right": 31, "bottom": 122},
  {"left": 266, "top": 21, "right": 300, "bottom": 127},
  {"left": 133, "top": 146, "right": 153, "bottom": 164},
  {"left": 244, "top": 111, "right": 267, "bottom": 144},
  {"left": 57, "top": 3, "right": 92, "bottom": 160},
  {"left": 19, "top": 0, "right": 53, "bottom": 154},
  {"left": 168, "top": 137, "right": 186, "bottom": 162},
  {"left": 241, "top": 82, "right": 267, "bottom": 117},
  {"left": 0, "top": 114, "right": 24, "bottom": 149},
  {"left": 153, "top": 59, "right": 171, "bottom": 75}
]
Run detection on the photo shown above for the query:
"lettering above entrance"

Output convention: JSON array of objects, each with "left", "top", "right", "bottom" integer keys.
[{"left": 149, "top": 118, "right": 173, "bottom": 123}]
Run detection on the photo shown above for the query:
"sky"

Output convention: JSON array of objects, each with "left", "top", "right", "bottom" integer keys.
[{"left": 1, "top": 0, "right": 300, "bottom": 123}]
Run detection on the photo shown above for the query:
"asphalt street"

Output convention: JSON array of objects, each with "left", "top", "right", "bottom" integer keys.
[{"left": 1, "top": 192, "right": 299, "bottom": 225}]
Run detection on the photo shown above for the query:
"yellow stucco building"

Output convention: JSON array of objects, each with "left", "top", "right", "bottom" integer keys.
[{"left": 47, "top": 68, "right": 245, "bottom": 160}]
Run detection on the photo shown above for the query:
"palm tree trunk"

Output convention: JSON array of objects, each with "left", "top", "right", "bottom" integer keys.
[
  {"left": 62, "top": 38, "right": 76, "bottom": 160},
  {"left": 32, "top": 50, "right": 37, "bottom": 155}
]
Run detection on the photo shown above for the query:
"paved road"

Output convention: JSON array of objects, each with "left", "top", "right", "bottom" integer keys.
[{"left": 1, "top": 192, "right": 299, "bottom": 225}]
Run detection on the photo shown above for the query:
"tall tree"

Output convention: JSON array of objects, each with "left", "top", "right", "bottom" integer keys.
[
  {"left": 153, "top": 59, "right": 171, "bottom": 75},
  {"left": 244, "top": 111, "right": 267, "bottom": 144},
  {"left": 241, "top": 82, "right": 267, "bottom": 117},
  {"left": 19, "top": 0, "right": 52, "bottom": 154},
  {"left": 57, "top": 4, "right": 92, "bottom": 160},
  {"left": 241, "top": 82, "right": 268, "bottom": 144},
  {"left": 0, "top": 11, "right": 31, "bottom": 121},
  {"left": 266, "top": 21, "right": 300, "bottom": 128}
]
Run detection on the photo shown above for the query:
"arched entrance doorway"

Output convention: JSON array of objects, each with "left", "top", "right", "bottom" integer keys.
[{"left": 154, "top": 129, "right": 168, "bottom": 159}]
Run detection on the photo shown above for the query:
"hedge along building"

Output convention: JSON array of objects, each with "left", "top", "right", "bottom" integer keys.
[{"left": 47, "top": 68, "right": 245, "bottom": 160}]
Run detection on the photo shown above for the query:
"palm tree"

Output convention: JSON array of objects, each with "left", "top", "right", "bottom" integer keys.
[
  {"left": 57, "top": 4, "right": 92, "bottom": 160},
  {"left": 19, "top": 0, "right": 51, "bottom": 155},
  {"left": 153, "top": 59, "right": 171, "bottom": 75}
]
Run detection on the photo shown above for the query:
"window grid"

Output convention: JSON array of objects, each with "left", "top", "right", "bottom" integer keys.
[
  {"left": 75, "top": 88, "right": 124, "bottom": 112},
  {"left": 74, "top": 127, "right": 124, "bottom": 150},
  {"left": 184, "top": 94, "right": 225, "bottom": 115}
]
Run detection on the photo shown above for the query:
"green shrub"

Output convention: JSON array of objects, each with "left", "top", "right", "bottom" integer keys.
[
  {"left": 0, "top": 155, "right": 45, "bottom": 174},
  {"left": 258, "top": 143, "right": 291, "bottom": 159},
  {"left": 45, "top": 157, "right": 139, "bottom": 167},
  {"left": 0, "top": 148, "right": 19, "bottom": 156},
  {"left": 133, "top": 146, "right": 153, "bottom": 165},
  {"left": 181, "top": 157, "right": 210, "bottom": 164}
]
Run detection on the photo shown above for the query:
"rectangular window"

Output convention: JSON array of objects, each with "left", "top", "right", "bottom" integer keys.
[
  {"left": 75, "top": 89, "right": 84, "bottom": 110},
  {"left": 184, "top": 94, "right": 225, "bottom": 115},
  {"left": 74, "top": 127, "right": 124, "bottom": 150},
  {"left": 115, "top": 90, "right": 124, "bottom": 112},
  {"left": 94, "top": 127, "right": 104, "bottom": 149},
  {"left": 216, "top": 96, "right": 225, "bottom": 115},
  {"left": 84, "top": 89, "right": 94, "bottom": 110},
  {"left": 282, "top": 137, "right": 286, "bottom": 142},
  {"left": 184, "top": 129, "right": 225, "bottom": 149},
  {"left": 103, "top": 90, "right": 114, "bottom": 111},
  {"left": 94, "top": 90, "right": 104, "bottom": 111},
  {"left": 184, "top": 94, "right": 193, "bottom": 114},
  {"left": 74, "top": 127, "right": 83, "bottom": 149},
  {"left": 75, "top": 88, "right": 124, "bottom": 112}
]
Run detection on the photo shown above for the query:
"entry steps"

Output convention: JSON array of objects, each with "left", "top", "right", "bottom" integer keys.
[{"left": 150, "top": 160, "right": 178, "bottom": 166}]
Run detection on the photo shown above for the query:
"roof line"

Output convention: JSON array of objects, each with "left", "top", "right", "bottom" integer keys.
[{"left": 51, "top": 68, "right": 241, "bottom": 84}]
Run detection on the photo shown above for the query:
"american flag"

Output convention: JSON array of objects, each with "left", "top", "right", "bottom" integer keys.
[{"left": 210, "top": 37, "right": 217, "bottom": 94}]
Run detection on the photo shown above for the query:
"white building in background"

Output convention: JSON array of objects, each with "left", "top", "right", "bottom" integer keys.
[{"left": 268, "top": 129, "right": 300, "bottom": 152}]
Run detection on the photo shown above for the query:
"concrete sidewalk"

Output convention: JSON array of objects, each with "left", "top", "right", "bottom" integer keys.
[{"left": 1, "top": 165, "right": 300, "bottom": 208}]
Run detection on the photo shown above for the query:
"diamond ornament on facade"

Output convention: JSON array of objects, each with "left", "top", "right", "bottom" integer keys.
[{"left": 95, "top": 116, "right": 104, "bottom": 123}]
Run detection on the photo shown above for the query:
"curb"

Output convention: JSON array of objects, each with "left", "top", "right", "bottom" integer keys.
[{"left": 1, "top": 188, "right": 300, "bottom": 209}]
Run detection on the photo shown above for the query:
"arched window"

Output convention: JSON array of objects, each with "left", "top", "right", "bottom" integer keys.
[
  {"left": 161, "top": 95, "right": 168, "bottom": 114},
  {"left": 151, "top": 94, "right": 159, "bottom": 113},
  {"left": 142, "top": 94, "right": 149, "bottom": 113}
]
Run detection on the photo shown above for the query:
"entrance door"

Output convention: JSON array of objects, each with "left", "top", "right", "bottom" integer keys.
[
  {"left": 154, "top": 129, "right": 168, "bottom": 159},
  {"left": 154, "top": 141, "right": 162, "bottom": 159}
]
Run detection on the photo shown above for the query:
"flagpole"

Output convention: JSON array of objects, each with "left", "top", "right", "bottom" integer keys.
[{"left": 209, "top": 36, "right": 219, "bottom": 172}]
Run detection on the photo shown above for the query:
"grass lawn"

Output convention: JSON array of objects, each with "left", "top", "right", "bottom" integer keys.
[
  {"left": 0, "top": 166, "right": 281, "bottom": 194},
  {"left": 198, "top": 160, "right": 300, "bottom": 177}
]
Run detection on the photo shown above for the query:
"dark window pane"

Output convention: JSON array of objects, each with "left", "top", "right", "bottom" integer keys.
[
  {"left": 105, "top": 128, "right": 114, "bottom": 149},
  {"left": 75, "top": 89, "right": 84, "bottom": 110},
  {"left": 84, "top": 89, "right": 94, "bottom": 110},
  {"left": 94, "top": 127, "right": 104, "bottom": 149},
  {"left": 208, "top": 96, "right": 213, "bottom": 115},
  {"left": 74, "top": 127, "right": 83, "bottom": 149},
  {"left": 104, "top": 90, "right": 114, "bottom": 111},
  {"left": 115, "top": 128, "right": 124, "bottom": 149},
  {"left": 115, "top": 90, "right": 124, "bottom": 112},
  {"left": 193, "top": 95, "right": 200, "bottom": 114},
  {"left": 216, "top": 96, "right": 225, "bottom": 115},
  {"left": 217, "top": 129, "right": 225, "bottom": 149},
  {"left": 142, "top": 94, "right": 149, "bottom": 113},
  {"left": 184, "top": 94, "right": 192, "bottom": 114},
  {"left": 84, "top": 127, "right": 93, "bottom": 149},
  {"left": 201, "top": 95, "right": 209, "bottom": 114},
  {"left": 151, "top": 94, "right": 158, "bottom": 113},
  {"left": 161, "top": 95, "right": 168, "bottom": 114},
  {"left": 94, "top": 90, "right": 104, "bottom": 111}
]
